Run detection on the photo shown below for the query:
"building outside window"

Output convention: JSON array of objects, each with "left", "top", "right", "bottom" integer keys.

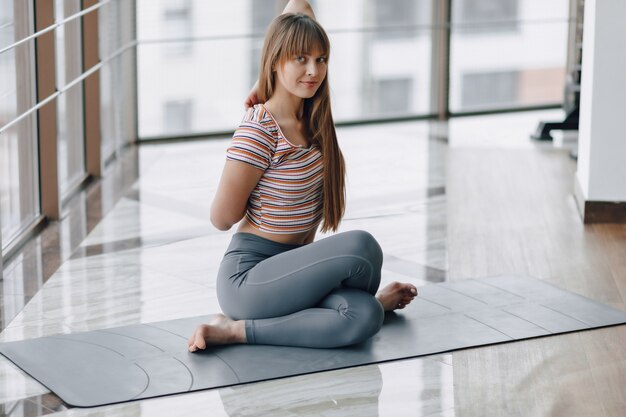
[
  {"left": 461, "top": 70, "right": 519, "bottom": 109},
  {"left": 164, "top": 99, "right": 193, "bottom": 134},
  {"left": 162, "top": 0, "right": 193, "bottom": 56}
]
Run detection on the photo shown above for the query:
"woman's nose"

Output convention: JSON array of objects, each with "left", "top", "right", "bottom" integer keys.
[{"left": 306, "top": 62, "right": 318, "bottom": 77}]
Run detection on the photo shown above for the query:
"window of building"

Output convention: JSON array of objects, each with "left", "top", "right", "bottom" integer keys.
[
  {"left": 461, "top": 70, "right": 519, "bottom": 109},
  {"left": 164, "top": 100, "right": 193, "bottom": 134},
  {"left": 456, "top": 0, "right": 519, "bottom": 33},
  {"left": 249, "top": 0, "right": 282, "bottom": 87},
  {"left": 162, "top": 0, "right": 193, "bottom": 56},
  {"left": 373, "top": 78, "right": 413, "bottom": 115},
  {"left": 373, "top": 0, "right": 418, "bottom": 40}
]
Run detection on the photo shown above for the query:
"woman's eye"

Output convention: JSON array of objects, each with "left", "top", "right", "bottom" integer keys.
[
  {"left": 296, "top": 56, "right": 305, "bottom": 63},
  {"left": 317, "top": 57, "right": 327, "bottom": 63}
]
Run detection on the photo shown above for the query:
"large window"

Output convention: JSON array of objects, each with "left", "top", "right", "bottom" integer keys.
[
  {"left": 100, "top": 0, "right": 137, "bottom": 162},
  {"left": 450, "top": 0, "right": 568, "bottom": 112},
  {"left": 0, "top": 0, "right": 40, "bottom": 252},
  {"left": 136, "top": 0, "right": 568, "bottom": 138},
  {"left": 55, "top": 0, "right": 86, "bottom": 200},
  {"left": 136, "top": 0, "right": 435, "bottom": 138},
  {"left": 1, "top": 0, "right": 137, "bottom": 258}
]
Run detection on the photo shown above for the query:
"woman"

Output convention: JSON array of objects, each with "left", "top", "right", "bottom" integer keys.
[{"left": 188, "top": 0, "right": 417, "bottom": 352}]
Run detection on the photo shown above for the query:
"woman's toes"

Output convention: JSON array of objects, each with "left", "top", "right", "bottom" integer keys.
[
  {"left": 197, "top": 328, "right": 208, "bottom": 349},
  {"left": 188, "top": 325, "right": 209, "bottom": 353},
  {"left": 404, "top": 284, "right": 418, "bottom": 296}
]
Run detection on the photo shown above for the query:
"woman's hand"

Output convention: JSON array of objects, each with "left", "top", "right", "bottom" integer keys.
[{"left": 244, "top": 81, "right": 261, "bottom": 109}]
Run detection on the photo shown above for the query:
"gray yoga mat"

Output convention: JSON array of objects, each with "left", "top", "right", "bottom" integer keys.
[{"left": 1, "top": 274, "right": 625, "bottom": 408}]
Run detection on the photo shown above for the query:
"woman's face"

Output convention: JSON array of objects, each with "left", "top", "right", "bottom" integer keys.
[{"left": 274, "top": 48, "right": 327, "bottom": 99}]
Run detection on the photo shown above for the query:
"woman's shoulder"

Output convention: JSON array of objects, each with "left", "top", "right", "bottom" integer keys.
[{"left": 240, "top": 104, "right": 279, "bottom": 133}]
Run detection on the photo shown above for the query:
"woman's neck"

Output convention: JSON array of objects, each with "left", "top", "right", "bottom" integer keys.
[{"left": 264, "top": 89, "right": 304, "bottom": 121}]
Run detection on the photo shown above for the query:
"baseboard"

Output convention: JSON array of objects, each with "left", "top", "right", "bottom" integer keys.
[{"left": 574, "top": 178, "right": 626, "bottom": 223}]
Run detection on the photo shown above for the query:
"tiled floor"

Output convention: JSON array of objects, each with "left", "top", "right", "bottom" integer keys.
[{"left": 1, "top": 109, "right": 624, "bottom": 416}]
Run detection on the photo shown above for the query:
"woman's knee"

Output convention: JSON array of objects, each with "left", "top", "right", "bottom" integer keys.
[
  {"left": 340, "top": 230, "right": 383, "bottom": 267},
  {"left": 338, "top": 291, "right": 384, "bottom": 346}
]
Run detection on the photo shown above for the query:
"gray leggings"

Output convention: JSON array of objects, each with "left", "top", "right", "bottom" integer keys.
[{"left": 216, "top": 230, "right": 385, "bottom": 348}]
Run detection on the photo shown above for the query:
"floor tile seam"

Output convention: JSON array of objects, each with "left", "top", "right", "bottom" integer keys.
[
  {"left": 422, "top": 405, "right": 456, "bottom": 417},
  {"left": 120, "top": 262, "right": 215, "bottom": 289},
  {"left": 427, "top": 356, "right": 454, "bottom": 368},
  {"left": 24, "top": 396, "right": 58, "bottom": 414},
  {"left": 75, "top": 227, "right": 219, "bottom": 258},
  {"left": 1, "top": 397, "right": 53, "bottom": 415},
  {"left": 123, "top": 189, "right": 212, "bottom": 221},
  {"left": 383, "top": 253, "right": 447, "bottom": 267},
  {"left": 347, "top": 186, "right": 446, "bottom": 202},
  {"left": 342, "top": 210, "right": 434, "bottom": 222}
]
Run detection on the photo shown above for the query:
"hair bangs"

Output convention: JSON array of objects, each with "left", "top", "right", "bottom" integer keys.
[{"left": 280, "top": 16, "right": 329, "bottom": 60}]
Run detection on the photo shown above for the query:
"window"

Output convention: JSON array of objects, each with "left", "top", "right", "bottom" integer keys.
[
  {"left": 373, "top": 78, "right": 413, "bottom": 115},
  {"left": 164, "top": 100, "right": 193, "bottom": 134},
  {"left": 162, "top": 0, "right": 193, "bottom": 56},
  {"left": 249, "top": 0, "right": 281, "bottom": 87},
  {"left": 373, "top": 0, "right": 418, "bottom": 40},
  {"left": 456, "top": 0, "right": 519, "bottom": 33},
  {"left": 55, "top": 0, "right": 86, "bottom": 199},
  {"left": 0, "top": 0, "right": 39, "bottom": 253},
  {"left": 461, "top": 70, "right": 519, "bottom": 109}
]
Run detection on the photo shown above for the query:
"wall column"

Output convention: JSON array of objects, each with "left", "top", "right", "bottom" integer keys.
[
  {"left": 35, "top": 0, "right": 60, "bottom": 220},
  {"left": 82, "top": 0, "right": 102, "bottom": 177},
  {"left": 575, "top": 0, "right": 626, "bottom": 223}
]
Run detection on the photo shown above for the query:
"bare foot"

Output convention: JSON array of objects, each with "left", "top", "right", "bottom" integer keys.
[
  {"left": 376, "top": 282, "right": 418, "bottom": 312},
  {"left": 187, "top": 314, "right": 246, "bottom": 352}
]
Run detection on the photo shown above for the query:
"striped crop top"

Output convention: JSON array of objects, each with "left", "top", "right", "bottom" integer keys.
[{"left": 226, "top": 104, "right": 324, "bottom": 234}]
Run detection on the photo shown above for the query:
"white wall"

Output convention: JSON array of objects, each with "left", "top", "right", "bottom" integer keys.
[{"left": 576, "top": 0, "right": 626, "bottom": 201}]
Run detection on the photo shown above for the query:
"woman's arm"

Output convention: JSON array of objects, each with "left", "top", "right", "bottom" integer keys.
[
  {"left": 210, "top": 160, "right": 265, "bottom": 230},
  {"left": 281, "top": 0, "right": 316, "bottom": 19}
]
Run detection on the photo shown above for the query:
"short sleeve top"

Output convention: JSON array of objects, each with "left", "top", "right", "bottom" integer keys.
[{"left": 226, "top": 104, "right": 324, "bottom": 234}]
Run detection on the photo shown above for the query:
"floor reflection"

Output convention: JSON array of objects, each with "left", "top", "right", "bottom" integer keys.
[
  {"left": 0, "top": 147, "right": 141, "bottom": 333},
  {"left": 220, "top": 366, "right": 383, "bottom": 417}
]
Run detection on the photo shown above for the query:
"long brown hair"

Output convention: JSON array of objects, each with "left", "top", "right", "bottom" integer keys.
[{"left": 258, "top": 13, "right": 345, "bottom": 233}]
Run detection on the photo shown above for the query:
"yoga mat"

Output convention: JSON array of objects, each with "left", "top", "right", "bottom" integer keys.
[{"left": 1, "top": 274, "right": 625, "bottom": 407}]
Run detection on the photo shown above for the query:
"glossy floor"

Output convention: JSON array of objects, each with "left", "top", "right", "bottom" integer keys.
[{"left": 1, "top": 110, "right": 624, "bottom": 417}]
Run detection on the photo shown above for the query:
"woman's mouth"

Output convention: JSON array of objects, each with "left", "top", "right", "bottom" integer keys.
[{"left": 300, "top": 81, "right": 318, "bottom": 88}]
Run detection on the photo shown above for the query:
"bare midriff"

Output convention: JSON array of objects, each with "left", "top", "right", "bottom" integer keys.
[{"left": 236, "top": 218, "right": 313, "bottom": 245}]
